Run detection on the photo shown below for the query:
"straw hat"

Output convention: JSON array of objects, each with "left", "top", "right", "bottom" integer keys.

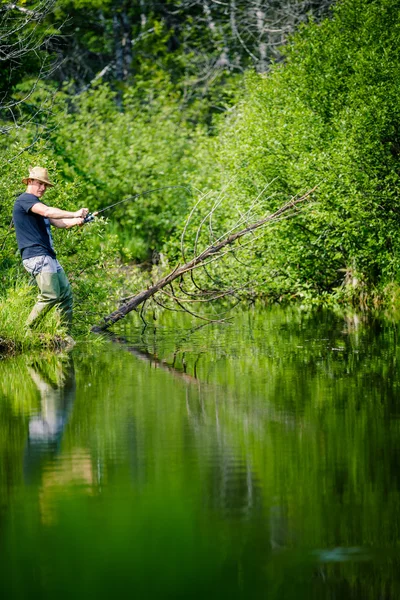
[{"left": 22, "top": 166, "right": 54, "bottom": 187}]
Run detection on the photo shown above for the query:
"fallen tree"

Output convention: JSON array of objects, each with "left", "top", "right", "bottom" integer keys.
[{"left": 91, "top": 185, "right": 317, "bottom": 332}]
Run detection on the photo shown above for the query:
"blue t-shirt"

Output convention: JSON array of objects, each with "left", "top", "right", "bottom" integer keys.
[{"left": 13, "top": 193, "right": 56, "bottom": 260}]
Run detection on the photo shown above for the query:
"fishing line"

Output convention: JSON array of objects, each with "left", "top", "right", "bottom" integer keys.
[{"left": 83, "top": 185, "right": 193, "bottom": 223}]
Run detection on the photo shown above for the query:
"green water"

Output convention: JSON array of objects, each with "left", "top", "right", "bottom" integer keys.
[{"left": 1, "top": 307, "right": 400, "bottom": 599}]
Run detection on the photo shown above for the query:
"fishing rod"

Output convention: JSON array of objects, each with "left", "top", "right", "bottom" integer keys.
[
  {"left": 1, "top": 186, "right": 191, "bottom": 249},
  {"left": 83, "top": 185, "right": 192, "bottom": 223}
]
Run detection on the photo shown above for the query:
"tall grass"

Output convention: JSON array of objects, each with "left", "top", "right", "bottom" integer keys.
[{"left": 0, "top": 284, "right": 67, "bottom": 354}]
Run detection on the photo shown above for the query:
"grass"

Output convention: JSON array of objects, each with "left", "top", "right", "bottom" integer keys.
[{"left": 0, "top": 284, "right": 68, "bottom": 355}]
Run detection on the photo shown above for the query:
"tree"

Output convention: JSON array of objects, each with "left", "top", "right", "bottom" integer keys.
[
  {"left": 0, "top": 1, "right": 57, "bottom": 141},
  {"left": 209, "top": 0, "right": 400, "bottom": 301},
  {"left": 92, "top": 187, "right": 316, "bottom": 331},
  {"left": 42, "top": 0, "right": 334, "bottom": 100}
]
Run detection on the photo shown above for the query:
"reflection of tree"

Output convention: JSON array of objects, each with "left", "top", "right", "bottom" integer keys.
[
  {"left": 206, "top": 449, "right": 263, "bottom": 520},
  {"left": 115, "top": 334, "right": 289, "bottom": 539},
  {"left": 185, "top": 388, "right": 264, "bottom": 522}
]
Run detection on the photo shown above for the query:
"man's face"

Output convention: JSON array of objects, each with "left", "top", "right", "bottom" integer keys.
[{"left": 28, "top": 178, "right": 48, "bottom": 198}]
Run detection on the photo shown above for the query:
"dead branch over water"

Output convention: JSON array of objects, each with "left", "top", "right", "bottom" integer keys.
[{"left": 92, "top": 186, "right": 317, "bottom": 332}]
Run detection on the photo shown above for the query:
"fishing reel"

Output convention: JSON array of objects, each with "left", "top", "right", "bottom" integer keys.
[{"left": 83, "top": 213, "right": 96, "bottom": 224}]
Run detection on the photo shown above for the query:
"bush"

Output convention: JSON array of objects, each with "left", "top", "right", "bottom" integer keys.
[
  {"left": 207, "top": 0, "right": 400, "bottom": 302},
  {"left": 52, "top": 80, "right": 212, "bottom": 261}
]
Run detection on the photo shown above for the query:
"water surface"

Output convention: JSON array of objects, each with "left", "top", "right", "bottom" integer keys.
[{"left": 1, "top": 307, "right": 400, "bottom": 599}]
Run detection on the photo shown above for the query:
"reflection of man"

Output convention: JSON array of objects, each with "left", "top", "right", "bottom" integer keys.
[
  {"left": 27, "top": 361, "right": 76, "bottom": 445},
  {"left": 24, "top": 357, "right": 76, "bottom": 484},
  {"left": 12, "top": 166, "right": 91, "bottom": 333},
  {"left": 23, "top": 357, "right": 95, "bottom": 525}
]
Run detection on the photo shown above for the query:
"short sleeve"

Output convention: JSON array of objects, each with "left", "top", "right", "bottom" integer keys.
[{"left": 19, "top": 193, "right": 39, "bottom": 213}]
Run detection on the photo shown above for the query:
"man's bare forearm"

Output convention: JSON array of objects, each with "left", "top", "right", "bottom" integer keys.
[
  {"left": 31, "top": 202, "right": 89, "bottom": 220},
  {"left": 49, "top": 217, "right": 84, "bottom": 229},
  {"left": 43, "top": 207, "right": 81, "bottom": 219}
]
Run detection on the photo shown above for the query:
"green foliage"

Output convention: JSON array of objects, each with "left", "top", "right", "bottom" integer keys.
[
  {"left": 0, "top": 2, "right": 57, "bottom": 104},
  {"left": 51, "top": 82, "right": 212, "bottom": 261},
  {"left": 0, "top": 284, "right": 67, "bottom": 352},
  {"left": 206, "top": 0, "right": 400, "bottom": 303},
  {"left": 45, "top": 0, "right": 332, "bottom": 102},
  {"left": 5, "top": 0, "right": 400, "bottom": 345}
]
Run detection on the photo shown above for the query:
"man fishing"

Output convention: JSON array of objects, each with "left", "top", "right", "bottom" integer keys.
[{"left": 13, "top": 166, "right": 92, "bottom": 334}]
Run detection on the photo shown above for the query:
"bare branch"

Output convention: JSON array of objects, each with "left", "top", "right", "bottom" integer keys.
[
  {"left": 78, "top": 62, "right": 115, "bottom": 94},
  {"left": 92, "top": 185, "right": 318, "bottom": 332},
  {"left": 0, "top": 1, "right": 60, "bottom": 163},
  {"left": 3, "top": 3, "right": 42, "bottom": 18}
]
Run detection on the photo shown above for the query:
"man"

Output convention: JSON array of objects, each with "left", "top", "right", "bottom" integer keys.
[{"left": 13, "top": 166, "right": 91, "bottom": 333}]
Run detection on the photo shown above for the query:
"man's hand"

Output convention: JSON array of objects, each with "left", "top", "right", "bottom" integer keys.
[
  {"left": 43, "top": 207, "right": 96, "bottom": 228},
  {"left": 77, "top": 211, "right": 98, "bottom": 226},
  {"left": 74, "top": 208, "right": 89, "bottom": 219},
  {"left": 82, "top": 211, "right": 99, "bottom": 224}
]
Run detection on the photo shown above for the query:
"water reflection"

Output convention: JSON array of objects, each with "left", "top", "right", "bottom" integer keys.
[
  {"left": 206, "top": 452, "right": 263, "bottom": 519},
  {"left": 183, "top": 388, "right": 262, "bottom": 522},
  {"left": 24, "top": 356, "right": 76, "bottom": 482},
  {"left": 22, "top": 356, "right": 97, "bottom": 525},
  {"left": 1, "top": 308, "right": 400, "bottom": 598},
  {"left": 27, "top": 358, "right": 75, "bottom": 446},
  {"left": 115, "top": 334, "right": 264, "bottom": 520},
  {"left": 118, "top": 333, "right": 299, "bottom": 556}
]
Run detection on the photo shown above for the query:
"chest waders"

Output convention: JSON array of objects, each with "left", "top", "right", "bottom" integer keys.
[{"left": 23, "top": 256, "right": 73, "bottom": 333}]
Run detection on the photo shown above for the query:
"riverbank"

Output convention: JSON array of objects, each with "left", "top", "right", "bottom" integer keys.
[
  {"left": 2, "top": 269, "right": 400, "bottom": 357},
  {"left": 0, "top": 258, "right": 153, "bottom": 355}
]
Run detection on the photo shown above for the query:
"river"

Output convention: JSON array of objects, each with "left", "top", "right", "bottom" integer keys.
[{"left": 0, "top": 307, "right": 399, "bottom": 599}]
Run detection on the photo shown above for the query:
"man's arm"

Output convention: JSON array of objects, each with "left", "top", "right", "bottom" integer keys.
[
  {"left": 49, "top": 217, "right": 84, "bottom": 229},
  {"left": 30, "top": 202, "right": 88, "bottom": 221}
]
